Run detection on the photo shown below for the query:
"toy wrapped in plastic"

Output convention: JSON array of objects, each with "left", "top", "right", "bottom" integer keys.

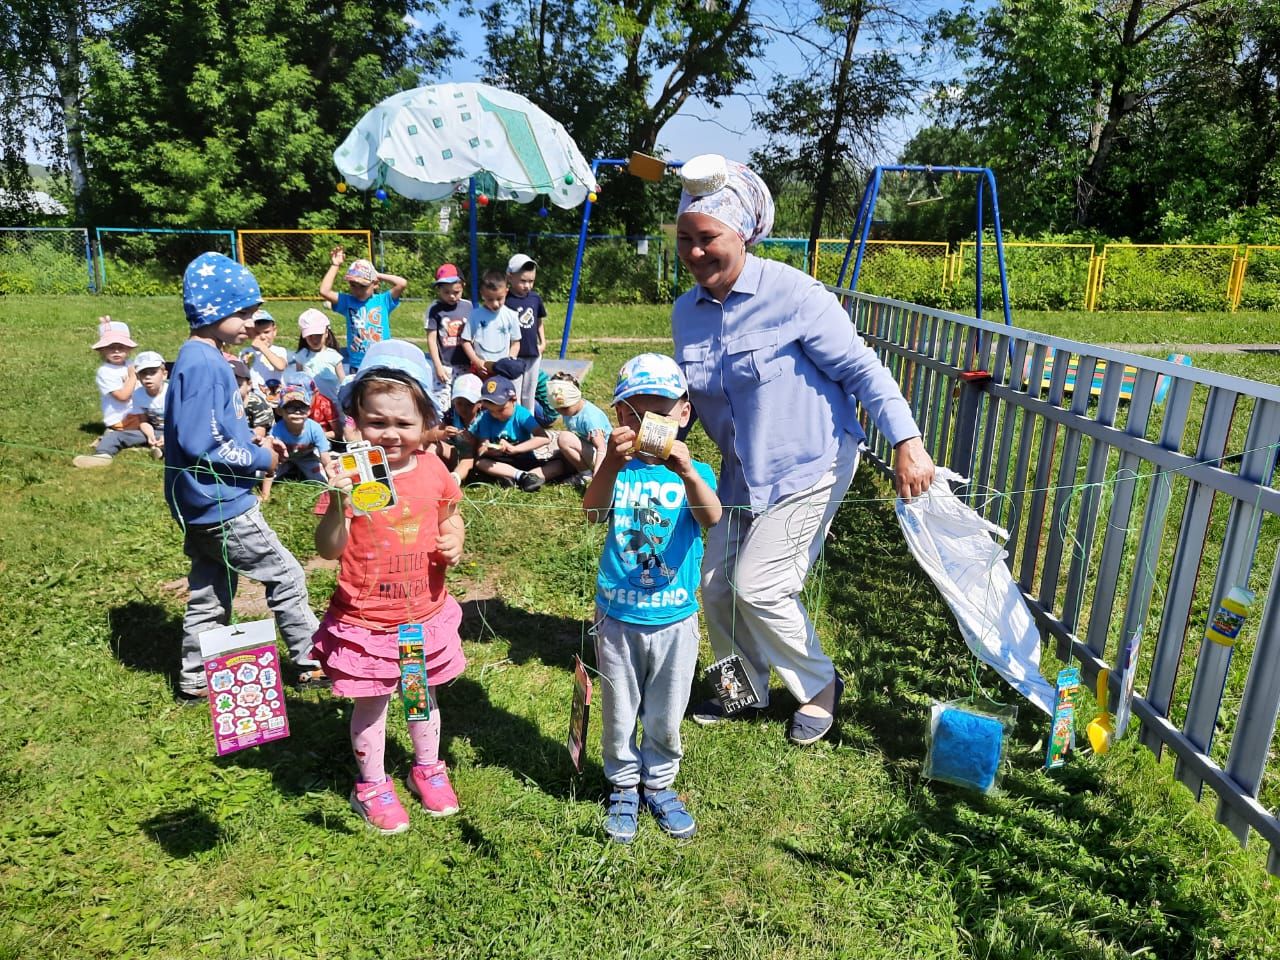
[{"left": 923, "top": 698, "right": 1018, "bottom": 795}]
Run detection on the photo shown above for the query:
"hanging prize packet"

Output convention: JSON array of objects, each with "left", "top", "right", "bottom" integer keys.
[
  {"left": 705, "top": 654, "right": 760, "bottom": 715},
  {"left": 567, "top": 655, "right": 593, "bottom": 772},
  {"left": 199, "top": 619, "right": 290, "bottom": 756},
  {"left": 341, "top": 441, "right": 398, "bottom": 515},
  {"left": 1044, "top": 665, "right": 1080, "bottom": 769},
  {"left": 398, "top": 624, "right": 430, "bottom": 722}
]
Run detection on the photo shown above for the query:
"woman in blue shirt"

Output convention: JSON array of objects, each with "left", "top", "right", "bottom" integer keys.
[{"left": 671, "top": 155, "right": 934, "bottom": 746}]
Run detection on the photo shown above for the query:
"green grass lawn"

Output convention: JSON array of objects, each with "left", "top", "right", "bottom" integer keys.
[{"left": 3, "top": 296, "right": 1280, "bottom": 958}]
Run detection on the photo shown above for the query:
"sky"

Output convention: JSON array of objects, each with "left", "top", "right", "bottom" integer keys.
[{"left": 415, "top": 0, "right": 970, "bottom": 166}]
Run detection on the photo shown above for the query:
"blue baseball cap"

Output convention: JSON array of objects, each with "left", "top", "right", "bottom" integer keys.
[
  {"left": 338, "top": 339, "right": 434, "bottom": 412},
  {"left": 182, "top": 252, "right": 262, "bottom": 328},
  {"left": 613, "top": 353, "right": 687, "bottom": 404},
  {"left": 480, "top": 374, "right": 518, "bottom": 404}
]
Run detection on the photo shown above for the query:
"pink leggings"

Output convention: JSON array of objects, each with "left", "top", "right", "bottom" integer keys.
[{"left": 350, "top": 690, "right": 441, "bottom": 783}]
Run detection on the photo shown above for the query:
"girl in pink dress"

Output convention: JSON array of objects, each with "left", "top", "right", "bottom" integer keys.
[{"left": 313, "top": 339, "right": 467, "bottom": 834}]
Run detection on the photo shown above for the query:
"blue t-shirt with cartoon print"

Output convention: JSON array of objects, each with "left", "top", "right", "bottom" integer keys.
[
  {"left": 333, "top": 290, "right": 397, "bottom": 369},
  {"left": 596, "top": 458, "right": 716, "bottom": 626}
]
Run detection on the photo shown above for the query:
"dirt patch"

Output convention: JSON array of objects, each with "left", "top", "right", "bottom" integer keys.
[{"left": 160, "top": 555, "right": 340, "bottom": 618}]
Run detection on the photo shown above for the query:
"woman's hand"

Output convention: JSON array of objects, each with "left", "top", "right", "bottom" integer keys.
[{"left": 892, "top": 436, "right": 934, "bottom": 500}]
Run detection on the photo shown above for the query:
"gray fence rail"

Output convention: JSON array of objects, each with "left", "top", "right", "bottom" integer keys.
[{"left": 842, "top": 289, "right": 1280, "bottom": 875}]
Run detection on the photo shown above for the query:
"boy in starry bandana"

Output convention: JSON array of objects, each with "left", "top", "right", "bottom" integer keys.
[{"left": 164, "top": 252, "right": 326, "bottom": 702}]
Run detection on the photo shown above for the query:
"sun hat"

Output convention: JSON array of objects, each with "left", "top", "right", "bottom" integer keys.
[
  {"left": 451, "top": 373, "right": 483, "bottom": 404},
  {"left": 506, "top": 253, "right": 536, "bottom": 274},
  {"left": 227, "top": 358, "right": 251, "bottom": 380},
  {"left": 435, "top": 263, "right": 462, "bottom": 284},
  {"left": 298, "top": 308, "right": 330, "bottom": 337},
  {"left": 344, "top": 259, "right": 377, "bottom": 284},
  {"left": 134, "top": 350, "right": 166, "bottom": 372},
  {"left": 480, "top": 374, "right": 518, "bottom": 404},
  {"left": 547, "top": 379, "right": 582, "bottom": 409},
  {"left": 613, "top": 353, "right": 687, "bottom": 404},
  {"left": 250, "top": 308, "right": 274, "bottom": 326},
  {"left": 313, "top": 367, "right": 340, "bottom": 403},
  {"left": 677, "top": 154, "right": 775, "bottom": 246},
  {"left": 338, "top": 339, "right": 433, "bottom": 412},
  {"left": 92, "top": 318, "right": 137, "bottom": 350},
  {"left": 183, "top": 252, "right": 262, "bottom": 327}
]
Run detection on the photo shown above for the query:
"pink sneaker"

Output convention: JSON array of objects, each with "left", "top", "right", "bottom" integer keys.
[
  {"left": 408, "top": 761, "right": 460, "bottom": 817},
  {"left": 349, "top": 779, "right": 410, "bottom": 834}
]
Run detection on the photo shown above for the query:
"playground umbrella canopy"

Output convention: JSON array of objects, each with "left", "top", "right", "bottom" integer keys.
[{"left": 332, "top": 82, "right": 599, "bottom": 207}]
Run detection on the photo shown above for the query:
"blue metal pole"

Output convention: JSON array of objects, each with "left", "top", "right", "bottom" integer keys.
[
  {"left": 468, "top": 178, "right": 479, "bottom": 306},
  {"left": 847, "top": 168, "right": 883, "bottom": 292},
  {"left": 561, "top": 158, "right": 618, "bottom": 359},
  {"left": 83, "top": 229, "right": 96, "bottom": 293},
  {"left": 94, "top": 227, "right": 107, "bottom": 291},
  {"left": 975, "top": 178, "right": 985, "bottom": 321},
  {"left": 985, "top": 169, "right": 1013, "bottom": 328},
  {"left": 838, "top": 174, "right": 877, "bottom": 289}
]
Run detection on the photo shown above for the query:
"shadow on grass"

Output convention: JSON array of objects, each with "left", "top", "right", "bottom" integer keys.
[
  {"left": 79, "top": 421, "right": 104, "bottom": 437},
  {"left": 108, "top": 599, "right": 182, "bottom": 695},
  {"left": 141, "top": 805, "right": 223, "bottom": 858},
  {"left": 459, "top": 595, "right": 587, "bottom": 671},
  {"left": 809, "top": 469, "right": 1236, "bottom": 956}
]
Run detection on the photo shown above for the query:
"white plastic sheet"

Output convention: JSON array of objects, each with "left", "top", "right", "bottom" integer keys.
[{"left": 895, "top": 467, "right": 1055, "bottom": 715}]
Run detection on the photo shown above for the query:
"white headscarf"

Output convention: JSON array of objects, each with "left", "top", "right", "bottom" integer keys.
[{"left": 677, "top": 155, "right": 775, "bottom": 246}]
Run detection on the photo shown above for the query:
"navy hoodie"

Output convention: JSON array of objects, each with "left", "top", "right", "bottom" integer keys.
[{"left": 164, "top": 339, "right": 273, "bottom": 525}]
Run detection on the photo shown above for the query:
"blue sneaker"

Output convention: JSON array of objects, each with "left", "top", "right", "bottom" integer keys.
[
  {"left": 643, "top": 788, "right": 696, "bottom": 839},
  {"left": 603, "top": 787, "right": 640, "bottom": 843}
]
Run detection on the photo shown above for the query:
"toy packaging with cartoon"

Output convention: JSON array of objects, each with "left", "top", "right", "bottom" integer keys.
[
  {"left": 567, "top": 655, "right": 593, "bottom": 772},
  {"left": 199, "top": 619, "right": 290, "bottom": 756}
]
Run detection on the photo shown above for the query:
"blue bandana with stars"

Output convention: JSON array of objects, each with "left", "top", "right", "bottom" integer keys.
[{"left": 183, "top": 252, "right": 262, "bottom": 327}]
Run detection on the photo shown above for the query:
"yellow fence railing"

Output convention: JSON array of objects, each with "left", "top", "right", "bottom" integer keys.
[
  {"left": 1231, "top": 245, "right": 1280, "bottom": 311},
  {"left": 1088, "top": 243, "right": 1239, "bottom": 313}
]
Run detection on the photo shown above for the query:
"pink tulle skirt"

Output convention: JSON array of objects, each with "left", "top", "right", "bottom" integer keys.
[{"left": 311, "top": 595, "right": 466, "bottom": 698}]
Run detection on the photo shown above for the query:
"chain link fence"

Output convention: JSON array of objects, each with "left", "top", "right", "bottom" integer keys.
[
  {"left": 0, "top": 227, "right": 94, "bottom": 293},
  {"left": 96, "top": 228, "right": 236, "bottom": 295},
  {"left": 237, "top": 230, "right": 373, "bottom": 300}
]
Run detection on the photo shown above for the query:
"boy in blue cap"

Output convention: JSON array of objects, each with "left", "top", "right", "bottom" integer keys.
[
  {"left": 468, "top": 373, "right": 566, "bottom": 491},
  {"left": 581, "top": 353, "right": 722, "bottom": 842},
  {"left": 165, "top": 252, "right": 325, "bottom": 702}
]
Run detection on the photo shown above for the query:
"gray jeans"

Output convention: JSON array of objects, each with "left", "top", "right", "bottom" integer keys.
[
  {"left": 179, "top": 504, "right": 319, "bottom": 693},
  {"left": 96, "top": 429, "right": 148, "bottom": 456},
  {"left": 593, "top": 610, "right": 700, "bottom": 790}
]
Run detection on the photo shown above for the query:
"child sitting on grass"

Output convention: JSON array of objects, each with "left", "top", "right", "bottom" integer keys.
[
  {"left": 74, "top": 317, "right": 140, "bottom": 468},
  {"left": 581, "top": 353, "right": 721, "bottom": 843},
  {"left": 319, "top": 247, "right": 407, "bottom": 370},
  {"left": 468, "top": 374, "right": 566, "bottom": 491},
  {"left": 130, "top": 350, "right": 169, "bottom": 460},
  {"left": 313, "top": 339, "right": 467, "bottom": 832},
  {"left": 271, "top": 384, "right": 333, "bottom": 484},
  {"left": 437, "top": 372, "right": 482, "bottom": 483},
  {"left": 548, "top": 373, "right": 609, "bottom": 489}
]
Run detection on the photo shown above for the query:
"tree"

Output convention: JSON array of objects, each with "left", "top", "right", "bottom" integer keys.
[
  {"left": 0, "top": 0, "right": 121, "bottom": 223},
  {"left": 82, "top": 0, "right": 454, "bottom": 227},
  {"left": 475, "top": 0, "right": 762, "bottom": 232},
  {"left": 748, "top": 0, "right": 924, "bottom": 255}
]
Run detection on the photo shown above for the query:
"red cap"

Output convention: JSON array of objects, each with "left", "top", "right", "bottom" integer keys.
[{"left": 435, "top": 263, "right": 462, "bottom": 284}]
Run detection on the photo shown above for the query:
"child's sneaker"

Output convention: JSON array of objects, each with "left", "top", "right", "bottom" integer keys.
[
  {"left": 517, "top": 471, "right": 544, "bottom": 492},
  {"left": 643, "top": 788, "right": 696, "bottom": 839},
  {"left": 407, "top": 760, "right": 460, "bottom": 817},
  {"left": 349, "top": 778, "right": 410, "bottom": 834},
  {"left": 603, "top": 787, "right": 640, "bottom": 843}
]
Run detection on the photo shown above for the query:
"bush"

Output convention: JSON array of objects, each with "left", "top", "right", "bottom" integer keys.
[{"left": 0, "top": 236, "right": 93, "bottom": 294}]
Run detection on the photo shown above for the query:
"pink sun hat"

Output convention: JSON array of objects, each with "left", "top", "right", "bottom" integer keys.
[
  {"left": 92, "top": 317, "right": 137, "bottom": 350},
  {"left": 298, "top": 308, "right": 331, "bottom": 337}
]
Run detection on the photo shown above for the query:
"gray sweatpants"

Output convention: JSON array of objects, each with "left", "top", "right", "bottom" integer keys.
[
  {"left": 95, "top": 428, "right": 148, "bottom": 456},
  {"left": 518, "top": 354, "right": 541, "bottom": 413},
  {"left": 701, "top": 437, "right": 859, "bottom": 706},
  {"left": 178, "top": 504, "right": 319, "bottom": 694},
  {"left": 593, "top": 610, "right": 700, "bottom": 790}
]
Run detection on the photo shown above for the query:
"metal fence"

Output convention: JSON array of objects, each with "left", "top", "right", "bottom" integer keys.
[
  {"left": 0, "top": 227, "right": 94, "bottom": 293},
  {"left": 96, "top": 228, "right": 236, "bottom": 294},
  {"left": 846, "top": 288, "right": 1280, "bottom": 874}
]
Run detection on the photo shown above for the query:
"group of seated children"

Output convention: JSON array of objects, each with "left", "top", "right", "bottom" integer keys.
[{"left": 74, "top": 318, "right": 170, "bottom": 469}]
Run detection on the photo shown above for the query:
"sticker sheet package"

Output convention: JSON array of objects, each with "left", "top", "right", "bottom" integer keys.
[
  {"left": 923, "top": 699, "right": 1017, "bottom": 795},
  {"left": 705, "top": 654, "right": 761, "bottom": 715},
  {"left": 199, "top": 619, "right": 289, "bottom": 756},
  {"left": 340, "top": 441, "right": 398, "bottom": 515},
  {"left": 567, "top": 655, "right": 593, "bottom": 772},
  {"left": 398, "top": 623, "right": 430, "bottom": 722},
  {"left": 1113, "top": 630, "right": 1142, "bottom": 737},
  {"left": 1044, "top": 665, "right": 1081, "bottom": 769}
]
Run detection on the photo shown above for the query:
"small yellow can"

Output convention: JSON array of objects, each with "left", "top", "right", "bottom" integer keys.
[
  {"left": 636, "top": 412, "right": 678, "bottom": 461},
  {"left": 1206, "top": 586, "right": 1255, "bottom": 646}
]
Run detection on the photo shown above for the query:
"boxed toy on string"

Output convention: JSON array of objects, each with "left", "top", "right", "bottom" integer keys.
[
  {"left": 199, "top": 619, "right": 290, "bottom": 756},
  {"left": 923, "top": 698, "right": 1017, "bottom": 795}
]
